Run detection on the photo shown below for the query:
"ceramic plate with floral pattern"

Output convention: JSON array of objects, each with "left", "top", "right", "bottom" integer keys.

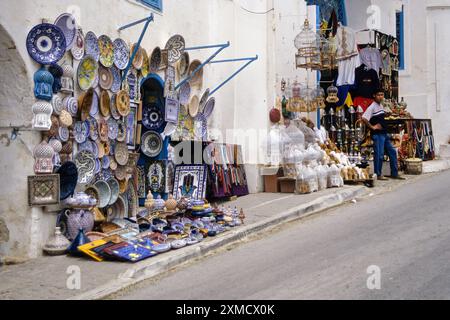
[
  {"left": 113, "top": 38, "right": 130, "bottom": 70},
  {"left": 85, "top": 31, "right": 100, "bottom": 61},
  {"left": 77, "top": 55, "right": 98, "bottom": 91},
  {"left": 98, "top": 35, "right": 114, "bottom": 68}
]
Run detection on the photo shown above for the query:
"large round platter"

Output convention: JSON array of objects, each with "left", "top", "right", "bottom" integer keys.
[
  {"left": 199, "top": 88, "right": 210, "bottom": 111},
  {"left": 107, "top": 194, "right": 127, "bottom": 221},
  {"left": 179, "top": 81, "right": 191, "bottom": 106},
  {"left": 113, "top": 38, "right": 129, "bottom": 70},
  {"left": 188, "top": 60, "right": 203, "bottom": 89},
  {"left": 110, "top": 94, "right": 121, "bottom": 120},
  {"left": 98, "top": 117, "right": 109, "bottom": 142},
  {"left": 52, "top": 95, "right": 64, "bottom": 115},
  {"left": 85, "top": 31, "right": 100, "bottom": 61},
  {"left": 141, "top": 131, "right": 163, "bottom": 158},
  {"left": 99, "top": 65, "right": 113, "bottom": 90},
  {"left": 74, "top": 150, "right": 96, "bottom": 185},
  {"left": 114, "top": 142, "right": 129, "bottom": 166},
  {"left": 107, "top": 177, "right": 120, "bottom": 206},
  {"left": 194, "top": 113, "right": 208, "bottom": 141},
  {"left": 98, "top": 35, "right": 114, "bottom": 68},
  {"left": 165, "top": 34, "right": 185, "bottom": 65},
  {"left": 150, "top": 47, "right": 161, "bottom": 72},
  {"left": 100, "top": 90, "right": 111, "bottom": 118},
  {"left": 64, "top": 96, "right": 78, "bottom": 117},
  {"left": 203, "top": 97, "right": 216, "bottom": 118},
  {"left": 131, "top": 44, "right": 144, "bottom": 70},
  {"left": 116, "top": 90, "right": 130, "bottom": 117},
  {"left": 77, "top": 55, "right": 98, "bottom": 91},
  {"left": 87, "top": 116, "right": 99, "bottom": 141},
  {"left": 107, "top": 118, "right": 119, "bottom": 140},
  {"left": 142, "top": 106, "right": 165, "bottom": 131},
  {"left": 110, "top": 66, "right": 121, "bottom": 94},
  {"left": 54, "top": 13, "right": 77, "bottom": 50},
  {"left": 80, "top": 88, "right": 94, "bottom": 121},
  {"left": 141, "top": 50, "right": 150, "bottom": 77},
  {"left": 71, "top": 28, "right": 85, "bottom": 60},
  {"left": 73, "top": 121, "right": 89, "bottom": 144},
  {"left": 93, "top": 180, "right": 112, "bottom": 209},
  {"left": 117, "top": 118, "right": 127, "bottom": 142},
  {"left": 90, "top": 90, "right": 99, "bottom": 117},
  {"left": 188, "top": 95, "right": 200, "bottom": 118},
  {"left": 58, "top": 126, "right": 70, "bottom": 142},
  {"left": 178, "top": 51, "right": 190, "bottom": 79},
  {"left": 26, "top": 23, "right": 66, "bottom": 65}
]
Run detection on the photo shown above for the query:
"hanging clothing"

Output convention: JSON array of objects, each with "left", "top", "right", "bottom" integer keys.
[
  {"left": 359, "top": 47, "right": 382, "bottom": 73},
  {"left": 353, "top": 97, "right": 374, "bottom": 112},
  {"left": 354, "top": 64, "right": 380, "bottom": 98},
  {"left": 336, "top": 54, "right": 361, "bottom": 86}
]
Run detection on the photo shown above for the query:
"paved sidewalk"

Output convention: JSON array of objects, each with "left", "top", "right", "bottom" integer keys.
[{"left": 0, "top": 171, "right": 439, "bottom": 300}]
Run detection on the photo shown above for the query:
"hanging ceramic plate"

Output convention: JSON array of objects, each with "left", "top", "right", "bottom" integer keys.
[
  {"left": 98, "top": 35, "right": 114, "bottom": 68},
  {"left": 141, "top": 50, "right": 150, "bottom": 77},
  {"left": 57, "top": 161, "right": 78, "bottom": 200},
  {"left": 107, "top": 177, "right": 120, "bottom": 205},
  {"left": 87, "top": 116, "right": 99, "bottom": 141},
  {"left": 142, "top": 106, "right": 165, "bottom": 131},
  {"left": 64, "top": 96, "right": 78, "bottom": 117},
  {"left": 165, "top": 34, "right": 185, "bottom": 65},
  {"left": 117, "top": 118, "right": 127, "bottom": 142},
  {"left": 77, "top": 55, "right": 98, "bottom": 91},
  {"left": 99, "top": 65, "right": 113, "bottom": 90},
  {"left": 188, "top": 60, "right": 203, "bottom": 89},
  {"left": 80, "top": 88, "right": 94, "bottom": 121},
  {"left": 71, "top": 28, "right": 85, "bottom": 60},
  {"left": 108, "top": 194, "right": 127, "bottom": 220},
  {"left": 116, "top": 90, "right": 130, "bottom": 117},
  {"left": 126, "top": 70, "right": 137, "bottom": 101},
  {"left": 85, "top": 31, "right": 100, "bottom": 61},
  {"left": 162, "top": 122, "right": 177, "bottom": 139},
  {"left": 102, "top": 155, "right": 110, "bottom": 169},
  {"left": 126, "top": 182, "right": 138, "bottom": 217},
  {"left": 141, "top": 131, "right": 163, "bottom": 158},
  {"left": 107, "top": 118, "right": 119, "bottom": 140},
  {"left": 199, "top": 88, "right": 210, "bottom": 111},
  {"left": 100, "top": 90, "right": 111, "bottom": 118},
  {"left": 113, "top": 38, "right": 129, "bottom": 70},
  {"left": 110, "top": 66, "right": 121, "bottom": 94},
  {"left": 178, "top": 51, "right": 190, "bottom": 79},
  {"left": 98, "top": 117, "right": 109, "bottom": 142},
  {"left": 74, "top": 150, "right": 96, "bottom": 185},
  {"left": 131, "top": 44, "right": 144, "bottom": 70},
  {"left": 194, "top": 113, "right": 208, "bottom": 141},
  {"left": 115, "top": 165, "right": 127, "bottom": 181},
  {"left": 94, "top": 180, "right": 112, "bottom": 209},
  {"left": 78, "top": 139, "right": 94, "bottom": 154},
  {"left": 74, "top": 121, "right": 89, "bottom": 144},
  {"left": 26, "top": 23, "right": 66, "bottom": 65},
  {"left": 179, "top": 81, "right": 191, "bottom": 106},
  {"left": 203, "top": 97, "right": 216, "bottom": 118},
  {"left": 54, "top": 13, "right": 77, "bottom": 51},
  {"left": 115, "top": 142, "right": 129, "bottom": 166},
  {"left": 52, "top": 95, "right": 64, "bottom": 115},
  {"left": 188, "top": 95, "right": 200, "bottom": 118},
  {"left": 58, "top": 126, "right": 70, "bottom": 142},
  {"left": 119, "top": 178, "right": 128, "bottom": 194},
  {"left": 110, "top": 94, "right": 121, "bottom": 120},
  {"left": 150, "top": 47, "right": 161, "bottom": 73},
  {"left": 90, "top": 90, "right": 99, "bottom": 116}
]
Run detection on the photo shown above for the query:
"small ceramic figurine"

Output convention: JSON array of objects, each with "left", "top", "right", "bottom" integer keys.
[
  {"left": 238, "top": 208, "right": 246, "bottom": 225},
  {"left": 144, "top": 191, "right": 155, "bottom": 211},
  {"left": 32, "top": 100, "right": 53, "bottom": 131},
  {"left": 34, "top": 66, "right": 54, "bottom": 101}
]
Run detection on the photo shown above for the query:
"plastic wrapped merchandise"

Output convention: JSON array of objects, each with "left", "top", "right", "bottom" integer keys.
[
  {"left": 328, "top": 163, "right": 342, "bottom": 188},
  {"left": 266, "top": 125, "right": 282, "bottom": 165},
  {"left": 297, "top": 120, "right": 317, "bottom": 146},
  {"left": 284, "top": 122, "right": 305, "bottom": 148},
  {"left": 296, "top": 165, "right": 318, "bottom": 194},
  {"left": 317, "top": 165, "right": 328, "bottom": 191}
]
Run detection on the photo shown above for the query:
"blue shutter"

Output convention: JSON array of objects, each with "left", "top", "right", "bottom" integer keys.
[
  {"left": 396, "top": 9, "right": 405, "bottom": 70},
  {"left": 139, "top": 0, "right": 163, "bottom": 12},
  {"left": 305, "top": 0, "right": 347, "bottom": 25}
]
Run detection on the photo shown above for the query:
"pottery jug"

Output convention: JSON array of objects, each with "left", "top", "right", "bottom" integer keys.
[{"left": 65, "top": 209, "right": 94, "bottom": 240}]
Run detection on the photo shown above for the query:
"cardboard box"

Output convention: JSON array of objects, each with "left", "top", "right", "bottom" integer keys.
[{"left": 261, "top": 166, "right": 283, "bottom": 193}]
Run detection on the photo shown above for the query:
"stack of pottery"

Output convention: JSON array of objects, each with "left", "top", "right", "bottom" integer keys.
[{"left": 191, "top": 199, "right": 213, "bottom": 217}]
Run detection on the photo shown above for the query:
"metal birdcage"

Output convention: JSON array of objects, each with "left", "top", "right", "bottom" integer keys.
[
  {"left": 318, "top": 34, "right": 338, "bottom": 70},
  {"left": 294, "top": 19, "right": 321, "bottom": 70}
]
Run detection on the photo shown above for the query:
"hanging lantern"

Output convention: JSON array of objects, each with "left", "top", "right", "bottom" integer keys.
[
  {"left": 326, "top": 85, "right": 339, "bottom": 104},
  {"left": 294, "top": 19, "right": 321, "bottom": 70},
  {"left": 314, "top": 86, "right": 326, "bottom": 109},
  {"left": 288, "top": 80, "right": 303, "bottom": 112},
  {"left": 302, "top": 86, "right": 315, "bottom": 113}
]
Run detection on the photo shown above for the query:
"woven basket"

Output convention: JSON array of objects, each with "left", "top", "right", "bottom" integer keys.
[{"left": 405, "top": 158, "right": 422, "bottom": 175}]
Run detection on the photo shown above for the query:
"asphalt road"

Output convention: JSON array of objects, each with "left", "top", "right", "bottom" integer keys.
[{"left": 115, "top": 170, "right": 450, "bottom": 300}]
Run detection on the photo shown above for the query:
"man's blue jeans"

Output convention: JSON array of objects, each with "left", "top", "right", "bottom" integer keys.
[{"left": 372, "top": 133, "right": 399, "bottom": 177}]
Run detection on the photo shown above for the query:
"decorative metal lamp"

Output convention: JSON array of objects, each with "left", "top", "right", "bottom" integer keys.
[
  {"left": 294, "top": 19, "right": 321, "bottom": 70},
  {"left": 314, "top": 86, "right": 326, "bottom": 109},
  {"left": 326, "top": 85, "right": 339, "bottom": 104},
  {"left": 288, "top": 80, "right": 303, "bottom": 112}
]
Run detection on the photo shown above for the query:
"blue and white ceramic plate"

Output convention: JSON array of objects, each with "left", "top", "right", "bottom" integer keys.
[
  {"left": 113, "top": 38, "right": 130, "bottom": 70},
  {"left": 102, "top": 155, "right": 110, "bottom": 169},
  {"left": 54, "top": 13, "right": 77, "bottom": 51},
  {"left": 179, "top": 82, "right": 191, "bottom": 106},
  {"left": 26, "top": 23, "right": 66, "bottom": 65},
  {"left": 107, "top": 118, "right": 119, "bottom": 140},
  {"left": 110, "top": 94, "right": 121, "bottom": 120},
  {"left": 58, "top": 126, "right": 70, "bottom": 142},
  {"left": 203, "top": 97, "right": 215, "bottom": 119},
  {"left": 74, "top": 121, "right": 89, "bottom": 144},
  {"left": 84, "top": 31, "right": 100, "bottom": 61},
  {"left": 64, "top": 97, "right": 78, "bottom": 117},
  {"left": 90, "top": 90, "right": 99, "bottom": 117},
  {"left": 87, "top": 116, "right": 99, "bottom": 141},
  {"left": 142, "top": 106, "right": 165, "bottom": 131},
  {"left": 110, "top": 66, "right": 121, "bottom": 94},
  {"left": 70, "top": 28, "right": 85, "bottom": 61}
]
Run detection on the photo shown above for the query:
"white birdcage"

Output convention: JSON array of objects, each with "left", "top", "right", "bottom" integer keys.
[{"left": 295, "top": 19, "right": 321, "bottom": 70}]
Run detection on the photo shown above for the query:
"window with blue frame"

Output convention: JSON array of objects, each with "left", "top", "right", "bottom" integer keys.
[
  {"left": 138, "top": 0, "right": 163, "bottom": 12},
  {"left": 306, "top": 0, "right": 347, "bottom": 25},
  {"left": 396, "top": 8, "right": 405, "bottom": 70}
]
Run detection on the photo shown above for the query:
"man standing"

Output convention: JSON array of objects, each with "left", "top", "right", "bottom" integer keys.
[{"left": 362, "top": 89, "right": 405, "bottom": 180}]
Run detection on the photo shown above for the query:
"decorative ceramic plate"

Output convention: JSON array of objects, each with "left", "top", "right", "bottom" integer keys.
[
  {"left": 126, "top": 70, "right": 137, "bottom": 101},
  {"left": 107, "top": 118, "right": 119, "bottom": 140},
  {"left": 74, "top": 121, "right": 89, "bottom": 144},
  {"left": 80, "top": 88, "right": 94, "bottom": 121},
  {"left": 162, "top": 122, "right": 177, "bottom": 139},
  {"left": 57, "top": 162, "right": 78, "bottom": 200},
  {"left": 110, "top": 94, "right": 121, "bottom": 120},
  {"left": 113, "top": 38, "right": 129, "bottom": 70},
  {"left": 115, "top": 142, "right": 129, "bottom": 166},
  {"left": 126, "top": 182, "right": 138, "bottom": 218},
  {"left": 102, "top": 155, "right": 110, "bottom": 169},
  {"left": 142, "top": 106, "right": 165, "bottom": 131},
  {"left": 179, "top": 82, "right": 191, "bottom": 106},
  {"left": 150, "top": 47, "right": 161, "bottom": 72},
  {"left": 165, "top": 34, "right": 185, "bottom": 64},
  {"left": 131, "top": 44, "right": 144, "bottom": 70},
  {"left": 188, "top": 95, "right": 200, "bottom": 118},
  {"left": 74, "top": 150, "right": 96, "bottom": 185},
  {"left": 58, "top": 126, "right": 70, "bottom": 142},
  {"left": 100, "top": 90, "right": 111, "bottom": 118},
  {"left": 52, "top": 95, "right": 64, "bottom": 115},
  {"left": 107, "top": 177, "right": 120, "bottom": 205},
  {"left": 141, "top": 50, "right": 150, "bottom": 77},
  {"left": 116, "top": 90, "right": 130, "bottom": 117},
  {"left": 26, "top": 23, "right": 66, "bottom": 65},
  {"left": 115, "top": 165, "right": 127, "bottom": 181},
  {"left": 107, "top": 194, "right": 127, "bottom": 221},
  {"left": 98, "top": 35, "right": 114, "bottom": 68},
  {"left": 199, "top": 88, "right": 210, "bottom": 111},
  {"left": 85, "top": 31, "right": 100, "bottom": 61},
  {"left": 98, "top": 117, "right": 109, "bottom": 142},
  {"left": 90, "top": 90, "right": 99, "bottom": 116},
  {"left": 87, "top": 116, "right": 98, "bottom": 141},
  {"left": 78, "top": 140, "right": 94, "bottom": 154},
  {"left": 54, "top": 13, "right": 77, "bottom": 50},
  {"left": 194, "top": 113, "right": 208, "bottom": 141},
  {"left": 178, "top": 51, "right": 190, "bottom": 79},
  {"left": 110, "top": 66, "right": 121, "bottom": 94},
  {"left": 188, "top": 60, "right": 203, "bottom": 89},
  {"left": 99, "top": 65, "right": 113, "bottom": 90},
  {"left": 91, "top": 139, "right": 99, "bottom": 158},
  {"left": 64, "top": 96, "right": 78, "bottom": 117},
  {"left": 203, "top": 97, "right": 215, "bottom": 118},
  {"left": 94, "top": 179, "right": 112, "bottom": 209},
  {"left": 77, "top": 55, "right": 98, "bottom": 91},
  {"left": 71, "top": 28, "right": 85, "bottom": 60},
  {"left": 117, "top": 118, "right": 127, "bottom": 142},
  {"left": 141, "top": 131, "right": 163, "bottom": 158}
]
